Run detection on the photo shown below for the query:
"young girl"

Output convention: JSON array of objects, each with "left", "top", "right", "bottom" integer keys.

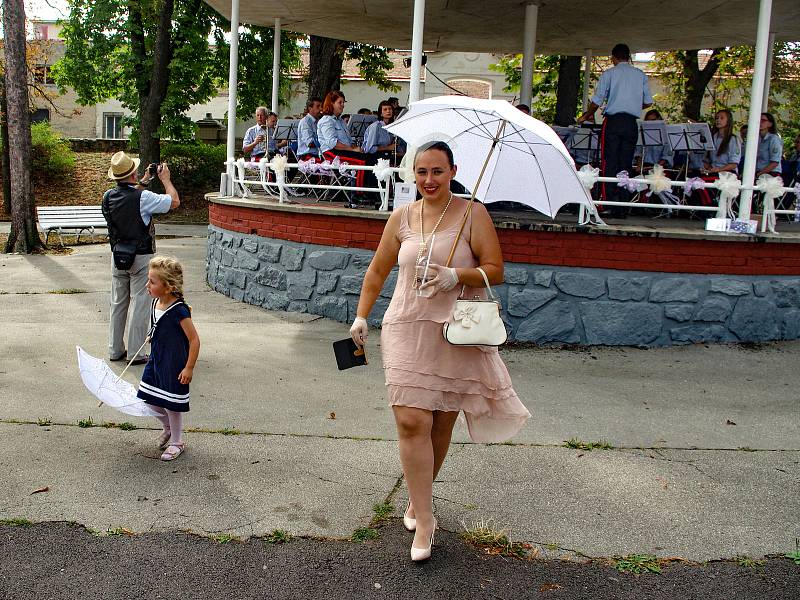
[{"left": 136, "top": 256, "right": 200, "bottom": 461}]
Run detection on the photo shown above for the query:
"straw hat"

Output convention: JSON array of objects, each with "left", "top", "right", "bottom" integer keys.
[{"left": 107, "top": 151, "right": 140, "bottom": 180}]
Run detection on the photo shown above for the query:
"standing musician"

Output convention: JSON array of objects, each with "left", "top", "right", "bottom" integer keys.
[{"left": 578, "top": 43, "right": 653, "bottom": 218}]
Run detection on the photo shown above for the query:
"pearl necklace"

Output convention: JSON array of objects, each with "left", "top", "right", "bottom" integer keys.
[{"left": 416, "top": 192, "right": 454, "bottom": 266}]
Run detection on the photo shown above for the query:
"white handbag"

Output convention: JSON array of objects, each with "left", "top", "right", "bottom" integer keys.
[{"left": 443, "top": 267, "right": 508, "bottom": 347}]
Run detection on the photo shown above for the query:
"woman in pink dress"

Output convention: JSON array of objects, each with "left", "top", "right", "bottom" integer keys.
[{"left": 349, "top": 141, "right": 530, "bottom": 562}]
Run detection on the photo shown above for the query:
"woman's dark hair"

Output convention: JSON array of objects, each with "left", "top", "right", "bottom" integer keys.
[
  {"left": 414, "top": 141, "right": 455, "bottom": 168},
  {"left": 762, "top": 112, "right": 777, "bottom": 135},
  {"left": 377, "top": 100, "right": 394, "bottom": 123},
  {"left": 713, "top": 109, "right": 734, "bottom": 155},
  {"left": 321, "top": 90, "right": 345, "bottom": 116},
  {"left": 644, "top": 109, "right": 662, "bottom": 120}
]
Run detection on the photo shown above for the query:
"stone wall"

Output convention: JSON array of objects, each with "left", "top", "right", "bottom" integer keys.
[{"left": 207, "top": 225, "right": 800, "bottom": 346}]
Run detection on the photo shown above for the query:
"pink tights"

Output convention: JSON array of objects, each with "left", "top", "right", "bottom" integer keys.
[{"left": 152, "top": 407, "right": 183, "bottom": 445}]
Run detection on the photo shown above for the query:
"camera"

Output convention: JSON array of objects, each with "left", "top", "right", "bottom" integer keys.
[{"left": 147, "top": 163, "right": 159, "bottom": 177}]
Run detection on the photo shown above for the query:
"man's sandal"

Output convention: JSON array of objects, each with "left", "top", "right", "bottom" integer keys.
[
  {"left": 160, "top": 443, "right": 185, "bottom": 461},
  {"left": 157, "top": 430, "right": 171, "bottom": 450}
]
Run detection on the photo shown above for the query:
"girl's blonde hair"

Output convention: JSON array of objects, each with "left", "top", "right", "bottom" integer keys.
[{"left": 149, "top": 256, "right": 184, "bottom": 298}]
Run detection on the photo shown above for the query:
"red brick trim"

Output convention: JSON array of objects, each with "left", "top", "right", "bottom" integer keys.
[{"left": 209, "top": 202, "right": 800, "bottom": 276}]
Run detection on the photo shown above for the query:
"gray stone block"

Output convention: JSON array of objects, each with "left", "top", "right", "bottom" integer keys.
[
  {"left": 287, "top": 301, "right": 308, "bottom": 313},
  {"left": 670, "top": 324, "right": 731, "bottom": 344},
  {"left": 504, "top": 268, "right": 528, "bottom": 285},
  {"left": 287, "top": 285, "right": 314, "bottom": 301},
  {"left": 221, "top": 249, "right": 235, "bottom": 267},
  {"left": 237, "top": 253, "right": 261, "bottom": 271},
  {"left": 580, "top": 302, "right": 662, "bottom": 346},
  {"left": 308, "top": 250, "right": 351, "bottom": 271},
  {"left": 258, "top": 242, "right": 282, "bottom": 263},
  {"left": 664, "top": 304, "right": 695, "bottom": 322},
  {"left": 555, "top": 272, "right": 605, "bottom": 299},
  {"left": 340, "top": 275, "right": 364, "bottom": 295},
  {"left": 310, "top": 296, "right": 348, "bottom": 322},
  {"left": 245, "top": 284, "right": 289, "bottom": 311},
  {"left": 351, "top": 254, "right": 373, "bottom": 270},
  {"left": 380, "top": 270, "right": 398, "bottom": 298},
  {"left": 533, "top": 270, "right": 553, "bottom": 287},
  {"left": 316, "top": 273, "right": 339, "bottom": 294},
  {"left": 288, "top": 271, "right": 317, "bottom": 288},
  {"left": 254, "top": 266, "right": 287, "bottom": 290},
  {"left": 367, "top": 298, "right": 391, "bottom": 327},
  {"left": 508, "top": 288, "right": 558, "bottom": 318},
  {"left": 728, "top": 297, "right": 780, "bottom": 341},
  {"left": 710, "top": 279, "right": 751, "bottom": 296},
  {"left": 771, "top": 280, "right": 800, "bottom": 308},
  {"left": 782, "top": 309, "right": 800, "bottom": 340},
  {"left": 753, "top": 281, "right": 771, "bottom": 297},
  {"left": 220, "top": 232, "right": 234, "bottom": 248},
  {"left": 649, "top": 278, "right": 700, "bottom": 303},
  {"left": 693, "top": 296, "right": 732, "bottom": 322},
  {"left": 608, "top": 276, "right": 650, "bottom": 301},
  {"left": 230, "top": 287, "right": 245, "bottom": 301},
  {"left": 280, "top": 246, "right": 305, "bottom": 271},
  {"left": 242, "top": 239, "right": 259, "bottom": 254},
  {"left": 515, "top": 300, "right": 579, "bottom": 344},
  {"left": 225, "top": 269, "right": 247, "bottom": 290}
]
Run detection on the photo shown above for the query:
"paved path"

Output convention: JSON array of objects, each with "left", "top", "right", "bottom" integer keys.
[{"left": 0, "top": 226, "right": 798, "bottom": 566}]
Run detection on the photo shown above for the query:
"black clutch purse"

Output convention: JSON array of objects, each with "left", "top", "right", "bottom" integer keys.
[{"left": 332, "top": 338, "right": 368, "bottom": 370}]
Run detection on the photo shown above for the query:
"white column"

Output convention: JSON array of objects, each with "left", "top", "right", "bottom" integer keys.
[
  {"left": 739, "top": 0, "right": 773, "bottom": 220},
  {"left": 582, "top": 48, "right": 593, "bottom": 111},
  {"left": 761, "top": 31, "right": 775, "bottom": 112},
  {"left": 519, "top": 3, "right": 539, "bottom": 107},
  {"left": 225, "top": 0, "right": 241, "bottom": 193},
  {"left": 271, "top": 18, "right": 281, "bottom": 114},
  {"left": 408, "top": 0, "right": 425, "bottom": 103}
]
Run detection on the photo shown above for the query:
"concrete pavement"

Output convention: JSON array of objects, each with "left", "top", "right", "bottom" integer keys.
[{"left": 0, "top": 225, "right": 798, "bottom": 561}]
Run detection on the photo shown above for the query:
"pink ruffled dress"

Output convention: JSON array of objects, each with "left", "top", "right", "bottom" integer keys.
[{"left": 380, "top": 205, "right": 530, "bottom": 443}]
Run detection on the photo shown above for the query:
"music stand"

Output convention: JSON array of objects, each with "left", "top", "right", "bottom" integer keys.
[
  {"left": 667, "top": 123, "right": 709, "bottom": 180},
  {"left": 348, "top": 114, "right": 377, "bottom": 145},
  {"left": 274, "top": 119, "right": 298, "bottom": 143},
  {"left": 551, "top": 126, "right": 576, "bottom": 146},
  {"left": 635, "top": 119, "right": 667, "bottom": 173},
  {"left": 571, "top": 125, "right": 602, "bottom": 165}
]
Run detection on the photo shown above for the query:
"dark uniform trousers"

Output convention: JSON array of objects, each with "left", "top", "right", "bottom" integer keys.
[{"left": 601, "top": 113, "right": 638, "bottom": 207}]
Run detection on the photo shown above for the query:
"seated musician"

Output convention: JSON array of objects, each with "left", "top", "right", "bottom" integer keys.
[
  {"left": 242, "top": 106, "right": 269, "bottom": 162},
  {"left": 318, "top": 90, "right": 369, "bottom": 205},
  {"left": 755, "top": 112, "right": 782, "bottom": 178},
  {"left": 702, "top": 109, "right": 740, "bottom": 177},
  {"left": 363, "top": 100, "right": 398, "bottom": 161},
  {"left": 265, "top": 112, "right": 288, "bottom": 158},
  {"left": 633, "top": 109, "right": 672, "bottom": 173},
  {"left": 297, "top": 97, "right": 323, "bottom": 160}
]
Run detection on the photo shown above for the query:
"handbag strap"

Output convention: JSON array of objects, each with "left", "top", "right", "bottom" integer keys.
[{"left": 475, "top": 267, "right": 499, "bottom": 302}]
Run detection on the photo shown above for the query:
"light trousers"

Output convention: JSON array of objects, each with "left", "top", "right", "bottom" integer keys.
[{"left": 108, "top": 253, "right": 152, "bottom": 360}]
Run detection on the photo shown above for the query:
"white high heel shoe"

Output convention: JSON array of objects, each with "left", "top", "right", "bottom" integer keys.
[
  {"left": 410, "top": 519, "right": 436, "bottom": 562},
  {"left": 403, "top": 503, "right": 416, "bottom": 532}
]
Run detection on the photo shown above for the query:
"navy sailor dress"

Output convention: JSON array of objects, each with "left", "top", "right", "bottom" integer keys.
[{"left": 137, "top": 298, "right": 191, "bottom": 412}]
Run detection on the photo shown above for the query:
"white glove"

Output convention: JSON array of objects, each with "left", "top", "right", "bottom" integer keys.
[
  {"left": 350, "top": 316, "right": 368, "bottom": 346},
  {"left": 418, "top": 263, "right": 459, "bottom": 297}
]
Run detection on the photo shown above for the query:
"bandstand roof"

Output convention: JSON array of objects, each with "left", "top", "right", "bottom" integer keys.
[{"left": 203, "top": 0, "right": 800, "bottom": 54}]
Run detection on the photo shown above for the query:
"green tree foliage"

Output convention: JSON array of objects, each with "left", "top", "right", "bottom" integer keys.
[{"left": 345, "top": 43, "right": 399, "bottom": 93}]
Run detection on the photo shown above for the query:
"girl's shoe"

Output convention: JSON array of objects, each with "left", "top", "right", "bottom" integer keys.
[
  {"left": 157, "top": 430, "right": 171, "bottom": 450},
  {"left": 410, "top": 519, "right": 436, "bottom": 562},
  {"left": 160, "top": 443, "right": 185, "bottom": 461},
  {"left": 403, "top": 503, "right": 416, "bottom": 532}
]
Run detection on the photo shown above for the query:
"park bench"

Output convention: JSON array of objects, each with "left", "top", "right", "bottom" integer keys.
[{"left": 36, "top": 205, "right": 108, "bottom": 246}]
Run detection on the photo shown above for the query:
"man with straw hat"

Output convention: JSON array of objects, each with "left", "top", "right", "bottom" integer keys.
[{"left": 102, "top": 152, "right": 180, "bottom": 364}]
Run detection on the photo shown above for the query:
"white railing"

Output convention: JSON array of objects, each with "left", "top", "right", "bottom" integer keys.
[{"left": 223, "top": 159, "right": 800, "bottom": 234}]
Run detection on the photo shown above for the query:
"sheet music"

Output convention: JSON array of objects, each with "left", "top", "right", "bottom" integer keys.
[
  {"left": 348, "top": 114, "right": 378, "bottom": 143},
  {"left": 636, "top": 120, "right": 666, "bottom": 147},
  {"left": 274, "top": 119, "right": 298, "bottom": 142}
]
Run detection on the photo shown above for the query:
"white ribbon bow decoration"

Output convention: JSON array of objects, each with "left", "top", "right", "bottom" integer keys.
[
  {"left": 684, "top": 177, "right": 706, "bottom": 195},
  {"left": 576, "top": 164, "right": 600, "bottom": 190},
  {"left": 269, "top": 154, "right": 289, "bottom": 184},
  {"left": 616, "top": 170, "right": 647, "bottom": 193},
  {"left": 644, "top": 165, "right": 671, "bottom": 196},
  {"left": 756, "top": 174, "right": 784, "bottom": 234},
  {"left": 373, "top": 158, "right": 393, "bottom": 183},
  {"left": 453, "top": 303, "right": 481, "bottom": 328},
  {"left": 713, "top": 171, "right": 741, "bottom": 220}
]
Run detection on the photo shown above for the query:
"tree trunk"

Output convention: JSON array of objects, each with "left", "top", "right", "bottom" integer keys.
[
  {"left": 2, "top": 0, "right": 40, "bottom": 253},
  {"left": 554, "top": 55, "right": 582, "bottom": 126},
  {"left": 681, "top": 49, "right": 723, "bottom": 121},
  {"left": 1, "top": 75, "right": 12, "bottom": 215},
  {"left": 307, "top": 36, "right": 349, "bottom": 103}
]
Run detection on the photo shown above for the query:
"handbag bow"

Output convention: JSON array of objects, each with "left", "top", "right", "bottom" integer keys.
[{"left": 453, "top": 303, "right": 481, "bottom": 328}]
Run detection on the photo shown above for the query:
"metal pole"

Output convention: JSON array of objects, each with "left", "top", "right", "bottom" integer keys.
[
  {"left": 582, "top": 48, "right": 593, "bottom": 111},
  {"left": 271, "top": 18, "right": 281, "bottom": 114},
  {"left": 761, "top": 31, "right": 775, "bottom": 112},
  {"left": 738, "top": 0, "right": 773, "bottom": 220},
  {"left": 408, "top": 0, "right": 425, "bottom": 103},
  {"left": 225, "top": 0, "right": 240, "bottom": 192},
  {"left": 519, "top": 3, "right": 538, "bottom": 107}
]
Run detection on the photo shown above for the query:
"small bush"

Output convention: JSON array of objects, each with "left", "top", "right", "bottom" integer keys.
[
  {"left": 161, "top": 142, "right": 226, "bottom": 191},
  {"left": 30, "top": 122, "right": 76, "bottom": 178}
]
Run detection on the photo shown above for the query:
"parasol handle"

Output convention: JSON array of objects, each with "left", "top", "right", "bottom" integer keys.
[{"left": 97, "top": 336, "right": 151, "bottom": 407}]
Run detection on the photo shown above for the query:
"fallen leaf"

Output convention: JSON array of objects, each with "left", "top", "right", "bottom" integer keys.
[
  {"left": 30, "top": 486, "right": 49, "bottom": 495},
  {"left": 725, "top": 419, "right": 736, "bottom": 426},
  {"left": 539, "top": 583, "right": 562, "bottom": 592},
  {"left": 328, "top": 412, "right": 336, "bottom": 420}
]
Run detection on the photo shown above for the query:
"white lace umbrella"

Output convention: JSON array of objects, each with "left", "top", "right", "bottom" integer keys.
[
  {"left": 386, "top": 96, "right": 592, "bottom": 217},
  {"left": 76, "top": 346, "right": 160, "bottom": 417}
]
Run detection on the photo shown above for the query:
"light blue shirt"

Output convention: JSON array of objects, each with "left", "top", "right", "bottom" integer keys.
[
  {"left": 636, "top": 142, "right": 672, "bottom": 167},
  {"left": 591, "top": 62, "right": 653, "bottom": 118},
  {"left": 756, "top": 132, "right": 783, "bottom": 173},
  {"left": 362, "top": 120, "right": 393, "bottom": 154},
  {"left": 709, "top": 132, "right": 741, "bottom": 170},
  {"left": 242, "top": 124, "right": 267, "bottom": 157},
  {"left": 318, "top": 115, "right": 353, "bottom": 154},
  {"left": 140, "top": 190, "right": 172, "bottom": 226},
  {"left": 297, "top": 113, "right": 320, "bottom": 157}
]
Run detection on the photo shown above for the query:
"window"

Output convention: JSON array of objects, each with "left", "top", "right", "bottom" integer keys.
[
  {"left": 104, "top": 113, "right": 124, "bottom": 139},
  {"left": 31, "top": 109, "right": 50, "bottom": 123}
]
